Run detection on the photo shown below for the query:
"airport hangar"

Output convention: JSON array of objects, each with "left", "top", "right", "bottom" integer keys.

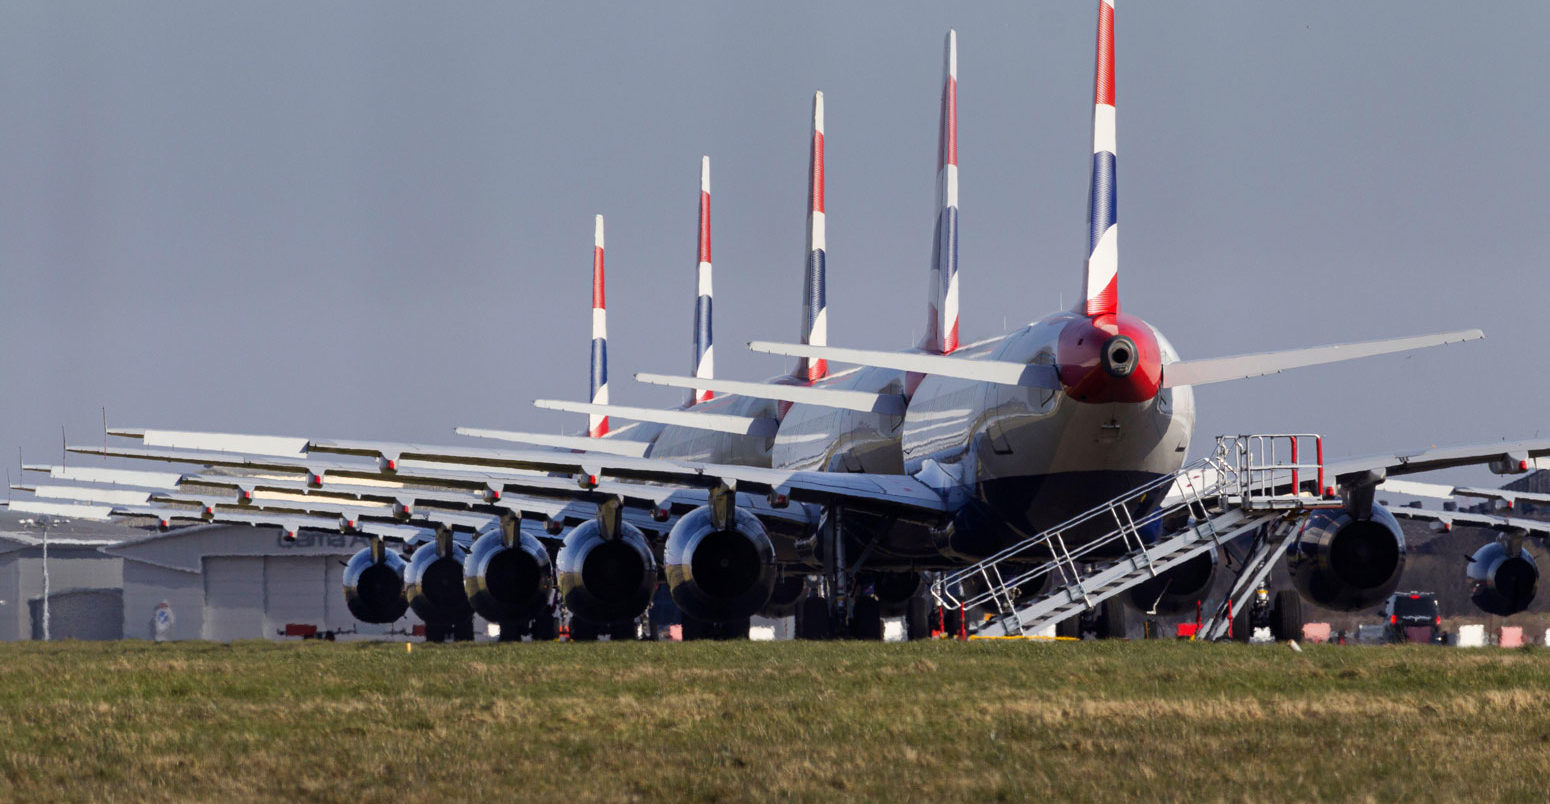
[{"left": 0, "top": 512, "right": 442, "bottom": 641}]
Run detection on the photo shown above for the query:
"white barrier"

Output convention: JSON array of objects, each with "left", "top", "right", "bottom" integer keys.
[
  {"left": 1456, "top": 623, "right": 1486, "bottom": 648},
  {"left": 1544, "top": 628, "right": 1549, "bottom": 647}
]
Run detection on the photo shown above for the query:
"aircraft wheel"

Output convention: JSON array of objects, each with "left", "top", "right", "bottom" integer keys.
[
  {"left": 1055, "top": 615, "right": 1082, "bottom": 640},
  {"left": 941, "top": 605, "right": 966, "bottom": 640},
  {"left": 1098, "top": 599, "right": 1128, "bottom": 639},
  {"left": 795, "top": 595, "right": 833, "bottom": 640},
  {"left": 497, "top": 620, "right": 528, "bottom": 642},
  {"left": 530, "top": 613, "right": 558, "bottom": 642},
  {"left": 850, "top": 595, "right": 884, "bottom": 640},
  {"left": 569, "top": 619, "right": 601, "bottom": 642},
  {"left": 716, "top": 618, "right": 751, "bottom": 640},
  {"left": 1271, "top": 590, "right": 1304, "bottom": 642},
  {"left": 904, "top": 595, "right": 934, "bottom": 641},
  {"left": 1231, "top": 605, "right": 1250, "bottom": 643}
]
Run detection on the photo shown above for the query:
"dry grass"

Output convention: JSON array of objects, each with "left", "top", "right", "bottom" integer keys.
[{"left": 0, "top": 639, "right": 1547, "bottom": 802}]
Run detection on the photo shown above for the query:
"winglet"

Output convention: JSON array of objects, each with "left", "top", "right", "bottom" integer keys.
[
  {"left": 692, "top": 156, "right": 715, "bottom": 404},
  {"left": 1083, "top": 0, "right": 1119, "bottom": 317},
  {"left": 921, "top": 29, "right": 960, "bottom": 354},
  {"left": 591, "top": 214, "right": 610, "bottom": 437},
  {"left": 798, "top": 91, "right": 829, "bottom": 382}
]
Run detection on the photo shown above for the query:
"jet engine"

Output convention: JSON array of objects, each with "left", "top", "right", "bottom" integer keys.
[
  {"left": 405, "top": 533, "right": 475, "bottom": 626},
  {"left": 1467, "top": 541, "right": 1538, "bottom": 616},
  {"left": 343, "top": 541, "right": 409, "bottom": 624},
  {"left": 463, "top": 521, "right": 553, "bottom": 624},
  {"left": 1126, "top": 549, "right": 1217, "bottom": 615},
  {"left": 1286, "top": 504, "right": 1406, "bottom": 611},
  {"left": 664, "top": 505, "right": 776, "bottom": 623},
  {"left": 872, "top": 571, "right": 925, "bottom": 616},
  {"left": 760, "top": 574, "right": 809, "bottom": 618},
  {"left": 557, "top": 518, "right": 658, "bottom": 625}
]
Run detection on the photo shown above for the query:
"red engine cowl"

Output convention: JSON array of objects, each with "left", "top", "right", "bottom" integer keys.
[{"left": 1056, "top": 313, "right": 1162, "bottom": 403}]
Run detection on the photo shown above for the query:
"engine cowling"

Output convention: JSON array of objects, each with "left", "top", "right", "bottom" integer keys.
[
  {"left": 1127, "top": 549, "right": 1217, "bottom": 615},
  {"left": 343, "top": 545, "right": 409, "bottom": 624},
  {"left": 664, "top": 506, "right": 776, "bottom": 623},
  {"left": 405, "top": 538, "right": 475, "bottom": 625},
  {"left": 463, "top": 524, "right": 554, "bottom": 624},
  {"left": 1468, "top": 541, "right": 1538, "bottom": 616},
  {"left": 872, "top": 571, "right": 926, "bottom": 616},
  {"left": 1286, "top": 504, "right": 1406, "bottom": 611},
  {"left": 557, "top": 519, "right": 658, "bottom": 626},
  {"left": 760, "top": 574, "right": 809, "bottom": 618}
]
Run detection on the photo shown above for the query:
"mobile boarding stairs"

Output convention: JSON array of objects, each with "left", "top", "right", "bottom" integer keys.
[{"left": 930, "top": 434, "right": 1344, "bottom": 640}]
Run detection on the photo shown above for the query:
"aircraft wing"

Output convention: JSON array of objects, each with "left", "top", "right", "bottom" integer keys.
[
  {"left": 1323, "top": 438, "right": 1550, "bottom": 485},
  {"left": 1389, "top": 506, "right": 1550, "bottom": 540}
]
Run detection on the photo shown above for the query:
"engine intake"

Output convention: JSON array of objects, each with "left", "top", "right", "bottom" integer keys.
[
  {"left": 1468, "top": 541, "right": 1538, "bottom": 616},
  {"left": 463, "top": 523, "right": 553, "bottom": 624},
  {"left": 343, "top": 543, "right": 409, "bottom": 624},
  {"left": 557, "top": 519, "right": 658, "bottom": 625},
  {"left": 665, "top": 506, "right": 776, "bottom": 623},
  {"left": 405, "top": 536, "right": 475, "bottom": 625},
  {"left": 1127, "top": 548, "right": 1216, "bottom": 615},
  {"left": 872, "top": 571, "right": 926, "bottom": 616},
  {"left": 1286, "top": 504, "right": 1406, "bottom": 611}
]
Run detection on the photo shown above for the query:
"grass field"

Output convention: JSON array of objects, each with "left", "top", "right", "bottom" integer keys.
[{"left": 1, "top": 639, "right": 1547, "bottom": 802}]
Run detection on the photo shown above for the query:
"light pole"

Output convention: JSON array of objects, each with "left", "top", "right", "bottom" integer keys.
[{"left": 40, "top": 521, "right": 50, "bottom": 642}]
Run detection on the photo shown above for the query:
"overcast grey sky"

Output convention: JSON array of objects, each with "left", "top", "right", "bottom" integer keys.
[{"left": 2, "top": 2, "right": 1546, "bottom": 484}]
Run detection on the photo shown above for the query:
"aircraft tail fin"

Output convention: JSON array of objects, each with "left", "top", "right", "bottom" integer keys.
[
  {"left": 692, "top": 156, "right": 714, "bottom": 404},
  {"left": 590, "top": 214, "right": 609, "bottom": 437},
  {"left": 1082, "top": 0, "right": 1119, "bottom": 317},
  {"left": 797, "top": 91, "right": 828, "bottom": 382},
  {"left": 920, "top": 29, "right": 960, "bottom": 354}
]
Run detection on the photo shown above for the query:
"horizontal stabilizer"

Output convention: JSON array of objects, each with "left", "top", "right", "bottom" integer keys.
[
  {"left": 533, "top": 400, "right": 779, "bottom": 437},
  {"left": 634, "top": 373, "right": 906, "bottom": 416},
  {"left": 29, "top": 485, "right": 155, "bottom": 506},
  {"left": 6, "top": 499, "right": 116, "bottom": 520},
  {"left": 26, "top": 465, "right": 185, "bottom": 489},
  {"left": 1161, "top": 329, "right": 1483, "bottom": 389},
  {"left": 453, "top": 427, "right": 650, "bottom": 457},
  {"left": 747, "top": 341, "right": 1061, "bottom": 389},
  {"left": 112, "top": 428, "right": 308, "bottom": 457}
]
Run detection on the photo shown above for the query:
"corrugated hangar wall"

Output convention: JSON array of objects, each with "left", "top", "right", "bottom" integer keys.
[
  {"left": 111, "top": 524, "right": 452, "bottom": 642},
  {"left": 199, "top": 555, "right": 355, "bottom": 641},
  {"left": 0, "top": 542, "right": 124, "bottom": 641}
]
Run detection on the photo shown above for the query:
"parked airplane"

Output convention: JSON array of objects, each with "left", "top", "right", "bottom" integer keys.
[{"left": 12, "top": 1, "right": 1546, "bottom": 641}]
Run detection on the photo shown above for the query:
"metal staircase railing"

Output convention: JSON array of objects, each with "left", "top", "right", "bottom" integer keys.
[{"left": 930, "top": 434, "right": 1342, "bottom": 639}]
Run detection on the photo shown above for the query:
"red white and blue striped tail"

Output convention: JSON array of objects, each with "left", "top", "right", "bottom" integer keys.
[
  {"left": 921, "top": 29, "right": 959, "bottom": 354},
  {"left": 589, "top": 214, "right": 610, "bottom": 438},
  {"left": 797, "top": 91, "right": 829, "bottom": 382},
  {"left": 691, "top": 156, "right": 714, "bottom": 404},
  {"left": 1083, "top": 0, "right": 1119, "bottom": 318}
]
